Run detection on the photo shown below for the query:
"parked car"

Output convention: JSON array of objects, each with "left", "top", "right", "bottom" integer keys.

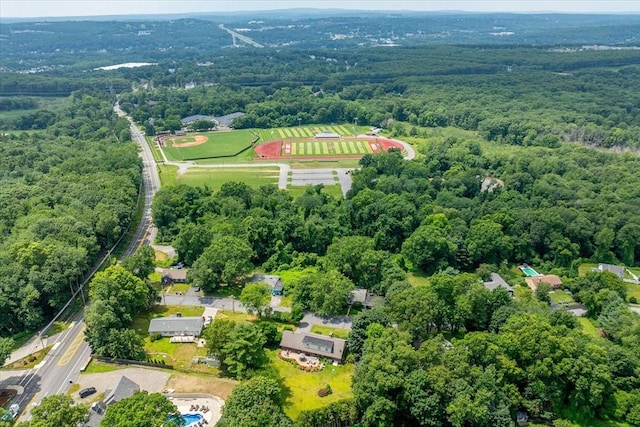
[{"left": 79, "top": 387, "right": 97, "bottom": 398}]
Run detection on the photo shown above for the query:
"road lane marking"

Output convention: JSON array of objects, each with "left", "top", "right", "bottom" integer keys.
[{"left": 57, "top": 327, "right": 86, "bottom": 366}]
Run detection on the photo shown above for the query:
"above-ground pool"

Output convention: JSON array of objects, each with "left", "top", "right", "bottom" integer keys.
[
  {"left": 182, "top": 413, "right": 204, "bottom": 426},
  {"left": 521, "top": 266, "right": 541, "bottom": 277}
]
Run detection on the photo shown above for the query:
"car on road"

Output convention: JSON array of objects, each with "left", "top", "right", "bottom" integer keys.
[{"left": 79, "top": 387, "right": 97, "bottom": 398}]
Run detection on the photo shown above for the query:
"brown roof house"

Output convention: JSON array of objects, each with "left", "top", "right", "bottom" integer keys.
[
  {"left": 525, "top": 274, "right": 563, "bottom": 292},
  {"left": 280, "top": 331, "right": 346, "bottom": 363}
]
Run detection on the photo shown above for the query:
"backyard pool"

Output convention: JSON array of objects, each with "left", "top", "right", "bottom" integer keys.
[
  {"left": 521, "top": 266, "right": 541, "bottom": 277},
  {"left": 182, "top": 413, "right": 203, "bottom": 426}
]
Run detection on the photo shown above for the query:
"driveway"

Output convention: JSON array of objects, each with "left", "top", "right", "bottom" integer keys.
[{"left": 296, "top": 312, "right": 353, "bottom": 333}]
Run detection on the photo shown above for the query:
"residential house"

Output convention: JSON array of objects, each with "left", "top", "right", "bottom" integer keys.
[
  {"left": 594, "top": 263, "right": 625, "bottom": 279},
  {"left": 483, "top": 273, "right": 514, "bottom": 296},
  {"left": 84, "top": 376, "right": 140, "bottom": 427},
  {"left": 148, "top": 316, "right": 204, "bottom": 337},
  {"left": 525, "top": 274, "right": 563, "bottom": 292},
  {"left": 279, "top": 331, "right": 347, "bottom": 363},
  {"left": 349, "top": 288, "right": 384, "bottom": 309},
  {"left": 249, "top": 274, "right": 284, "bottom": 296},
  {"left": 161, "top": 268, "right": 188, "bottom": 285}
]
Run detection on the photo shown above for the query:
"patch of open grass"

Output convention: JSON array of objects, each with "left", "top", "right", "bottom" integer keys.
[
  {"left": 157, "top": 164, "right": 178, "bottom": 187},
  {"left": 172, "top": 167, "right": 280, "bottom": 189},
  {"left": 67, "top": 383, "right": 80, "bottom": 395},
  {"left": 407, "top": 272, "right": 431, "bottom": 287},
  {"left": 164, "top": 284, "right": 191, "bottom": 295},
  {"left": 578, "top": 317, "right": 603, "bottom": 340},
  {"left": 625, "top": 283, "right": 640, "bottom": 303},
  {"left": 155, "top": 251, "right": 169, "bottom": 261},
  {"left": 310, "top": 325, "right": 350, "bottom": 340},
  {"left": 81, "top": 359, "right": 121, "bottom": 374},
  {"left": 267, "top": 349, "right": 353, "bottom": 419},
  {"left": 165, "top": 373, "right": 237, "bottom": 400},
  {"left": 279, "top": 295, "right": 293, "bottom": 308},
  {"left": 578, "top": 263, "right": 598, "bottom": 277},
  {"left": 215, "top": 310, "right": 257, "bottom": 323},
  {"left": 549, "top": 290, "right": 573, "bottom": 304},
  {"left": 149, "top": 271, "right": 161, "bottom": 284},
  {"left": 209, "top": 285, "right": 242, "bottom": 299},
  {"left": 43, "top": 321, "right": 69, "bottom": 337}
]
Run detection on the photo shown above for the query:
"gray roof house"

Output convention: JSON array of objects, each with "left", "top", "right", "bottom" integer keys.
[
  {"left": 280, "top": 331, "right": 347, "bottom": 363},
  {"left": 349, "top": 288, "right": 384, "bottom": 309},
  {"left": 595, "top": 263, "right": 625, "bottom": 279},
  {"left": 84, "top": 376, "right": 140, "bottom": 427},
  {"left": 249, "top": 274, "right": 284, "bottom": 295},
  {"left": 148, "top": 316, "right": 204, "bottom": 337},
  {"left": 161, "top": 268, "right": 188, "bottom": 284},
  {"left": 483, "top": 273, "right": 514, "bottom": 296}
]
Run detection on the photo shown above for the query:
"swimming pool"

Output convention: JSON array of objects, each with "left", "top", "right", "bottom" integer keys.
[
  {"left": 182, "top": 413, "right": 203, "bottom": 426},
  {"left": 521, "top": 267, "right": 541, "bottom": 277}
]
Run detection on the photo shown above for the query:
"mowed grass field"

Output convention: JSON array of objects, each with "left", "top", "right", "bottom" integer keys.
[
  {"left": 285, "top": 138, "right": 374, "bottom": 156},
  {"left": 162, "top": 129, "right": 256, "bottom": 161},
  {"left": 256, "top": 124, "right": 362, "bottom": 141},
  {"left": 157, "top": 165, "right": 279, "bottom": 189}
]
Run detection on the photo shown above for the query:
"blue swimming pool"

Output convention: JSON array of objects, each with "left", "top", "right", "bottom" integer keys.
[
  {"left": 182, "top": 413, "right": 203, "bottom": 426},
  {"left": 521, "top": 267, "right": 541, "bottom": 277}
]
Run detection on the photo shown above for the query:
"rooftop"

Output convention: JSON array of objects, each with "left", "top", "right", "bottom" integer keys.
[
  {"left": 483, "top": 273, "right": 514, "bottom": 293},
  {"left": 162, "top": 269, "right": 188, "bottom": 281},
  {"left": 280, "top": 331, "right": 346, "bottom": 361},
  {"left": 148, "top": 316, "right": 204, "bottom": 334}
]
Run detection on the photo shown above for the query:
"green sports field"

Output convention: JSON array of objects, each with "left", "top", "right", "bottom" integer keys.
[
  {"left": 161, "top": 130, "right": 256, "bottom": 161},
  {"left": 256, "top": 124, "right": 362, "bottom": 142},
  {"left": 157, "top": 165, "right": 279, "bottom": 189},
  {"left": 285, "top": 138, "right": 373, "bottom": 156}
]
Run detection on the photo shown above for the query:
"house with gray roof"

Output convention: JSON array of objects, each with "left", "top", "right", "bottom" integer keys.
[
  {"left": 161, "top": 268, "right": 188, "bottom": 285},
  {"left": 349, "top": 288, "right": 384, "bottom": 308},
  {"left": 249, "top": 274, "right": 284, "bottom": 295},
  {"left": 594, "top": 263, "right": 625, "bottom": 279},
  {"left": 148, "top": 316, "right": 204, "bottom": 337},
  {"left": 279, "top": 331, "right": 346, "bottom": 363},
  {"left": 84, "top": 376, "right": 140, "bottom": 427},
  {"left": 483, "top": 273, "right": 514, "bottom": 296}
]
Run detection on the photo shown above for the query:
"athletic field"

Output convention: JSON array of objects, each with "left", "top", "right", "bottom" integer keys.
[
  {"left": 160, "top": 130, "right": 256, "bottom": 161},
  {"left": 255, "top": 136, "right": 404, "bottom": 160}
]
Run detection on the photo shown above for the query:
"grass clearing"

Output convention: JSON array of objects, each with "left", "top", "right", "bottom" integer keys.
[
  {"left": 169, "top": 167, "right": 279, "bottom": 189},
  {"left": 407, "top": 272, "right": 431, "bottom": 287},
  {"left": 268, "top": 349, "right": 353, "bottom": 419},
  {"left": 625, "top": 283, "right": 640, "bottom": 303},
  {"left": 549, "top": 290, "right": 573, "bottom": 304},
  {"left": 157, "top": 164, "right": 179, "bottom": 186},
  {"left": 310, "top": 325, "right": 350, "bottom": 339},
  {"left": 164, "top": 284, "right": 191, "bottom": 295},
  {"left": 578, "top": 263, "right": 598, "bottom": 277},
  {"left": 82, "top": 359, "right": 122, "bottom": 374},
  {"left": 215, "top": 310, "right": 257, "bottom": 323},
  {"left": 165, "top": 373, "right": 237, "bottom": 400},
  {"left": 155, "top": 250, "right": 169, "bottom": 261},
  {"left": 578, "top": 317, "right": 603, "bottom": 340}
]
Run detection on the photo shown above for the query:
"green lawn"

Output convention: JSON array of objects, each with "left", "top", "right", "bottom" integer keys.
[
  {"left": 162, "top": 130, "right": 256, "bottom": 161},
  {"left": 549, "top": 290, "right": 573, "bottom": 304},
  {"left": 625, "top": 283, "right": 640, "bottom": 303},
  {"left": 578, "top": 263, "right": 598, "bottom": 277},
  {"left": 215, "top": 310, "right": 257, "bottom": 323},
  {"left": 578, "top": 317, "right": 603, "bottom": 340},
  {"left": 82, "top": 359, "right": 122, "bottom": 374},
  {"left": 407, "top": 272, "right": 431, "bottom": 287},
  {"left": 310, "top": 325, "right": 350, "bottom": 339},
  {"left": 208, "top": 284, "right": 243, "bottom": 299},
  {"left": 159, "top": 167, "right": 279, "bottom": 189},
  {"left": 3, "top": 345, "right": 53, "bottom": 370},
  {"left": 268, "top": 349, "right": 354, "bottom": 419}
]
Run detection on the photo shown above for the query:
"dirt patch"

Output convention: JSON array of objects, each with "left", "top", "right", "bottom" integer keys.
[
  {"left": 169, "top": 135, "right": 208, "bottom": 148},
  {"left": 166, "top": 374, "right": 237, "bottom": 400}
]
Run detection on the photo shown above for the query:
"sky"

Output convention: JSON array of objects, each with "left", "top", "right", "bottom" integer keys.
[{"left": 1, "top": 0, "right": 638, "bottom": 18}]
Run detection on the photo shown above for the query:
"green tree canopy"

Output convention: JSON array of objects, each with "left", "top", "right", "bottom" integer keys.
[{"left": 100, "top": 391, "right": 183, "bottom": 427}]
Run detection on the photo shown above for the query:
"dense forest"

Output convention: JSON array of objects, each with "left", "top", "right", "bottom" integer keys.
[{"left": 0, "top": 92, "right": 141, "bottom": 336}]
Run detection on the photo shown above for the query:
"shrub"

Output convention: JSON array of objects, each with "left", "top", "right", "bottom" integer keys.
[
  {"left": 149, "top": 332, "right": 162, "bottom": 342},
  {"left": 630, "top": 296, "right": 638, "bottom": 304},
  {"left": 318, "top": 388, "right": 330, "bottom": 397}
]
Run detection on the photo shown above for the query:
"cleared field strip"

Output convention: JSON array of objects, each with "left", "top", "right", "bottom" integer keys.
[
  {"left": 337, "top": 126, "right": 351, "bottom": 135},
  {"left": 277, "top": 129, "right": 287, "bottom": 138}
]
